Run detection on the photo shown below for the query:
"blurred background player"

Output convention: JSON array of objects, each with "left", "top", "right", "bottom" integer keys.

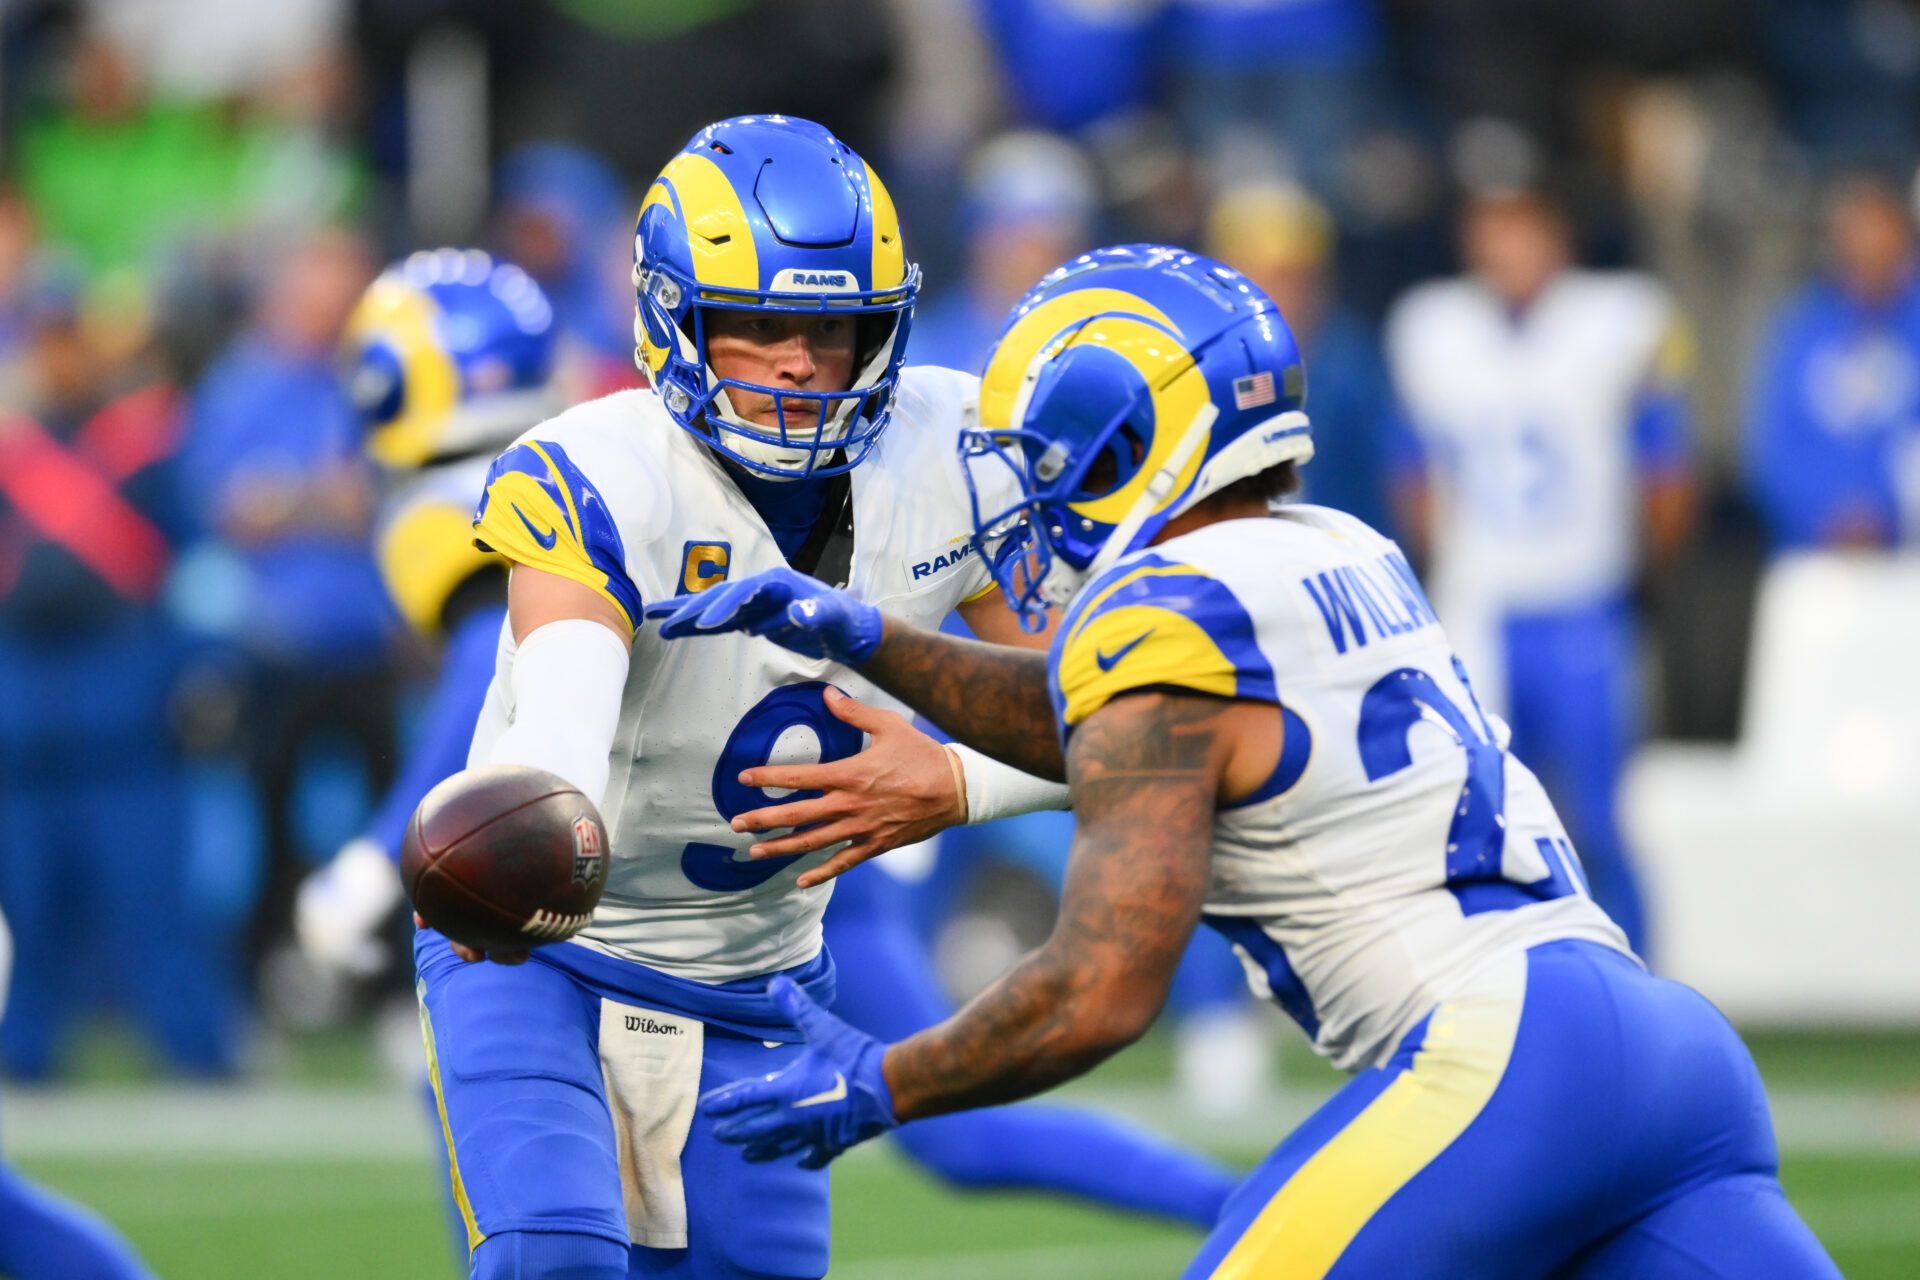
[
  {"left": 492, "top": 143, "right": 647, "bottom": 403},
  {"left": 0, "top": 258, "right": 239, "bottom": 1080},
  {"left": 180, "top": 225, "right": 399, "bottom": 996},
  {"left": 1384, "top": 188, "right": 1698, "bottom": 956},
  {"left": 1744, "top": 170, "right": 1920, "bottom": 553}
]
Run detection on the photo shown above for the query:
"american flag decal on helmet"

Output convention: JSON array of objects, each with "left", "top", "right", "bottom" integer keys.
[{"left": 1233, "top": 371, "right": 1277, "bottom": 410}]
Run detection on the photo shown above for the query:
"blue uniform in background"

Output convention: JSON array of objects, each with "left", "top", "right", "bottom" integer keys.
[
  {"left": 1745, "top": 271, "right": 1920, "bottom": 550},
  {"left": 183, "top": 337, "right": 395, "bottom": 665},
  {"left": 0, "top": 383, "right": 239, "bottom": 1078},
  {"left": 1292, "top": 308, "right": 1393, "bottom": 534},
  {"left": 183, "top": 336, "right": 397, "bottom": 970}
]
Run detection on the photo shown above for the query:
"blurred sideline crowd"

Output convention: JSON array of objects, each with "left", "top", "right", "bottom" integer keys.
[{"left": 0, "top": 0, "right": 1917, "bottom": 1082}]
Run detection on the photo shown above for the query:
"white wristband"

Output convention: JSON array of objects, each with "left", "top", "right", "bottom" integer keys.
[
  {"left": 949, "top": 742, "right": 1071, "bottom": 824},
  {"left": 488, "top": 618, "right": 631, "bottom": 811}
]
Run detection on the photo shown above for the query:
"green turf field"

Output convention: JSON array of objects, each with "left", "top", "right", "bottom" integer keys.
[{"left": 10, "top": 1027, "right": 1919, "bottom": 1277}]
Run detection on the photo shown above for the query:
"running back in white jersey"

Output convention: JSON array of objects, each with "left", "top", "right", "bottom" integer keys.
[
  {"left": 1048, "top": 505, "right": 1632, "bottom": 1071},
  {"left": 1386, "top": 271, "right": 1685, "bottom": 622},
  {"left": 466, "top": 366, "right": 1004, "bottom": 982}
]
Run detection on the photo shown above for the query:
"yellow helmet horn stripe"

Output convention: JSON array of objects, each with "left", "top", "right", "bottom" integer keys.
[
  {"left": 864, "top": 161, "right": 906, "bottom": 293},
  {"left": 979, "top": 287, "right": 1179, "bottom": 431},
  {"left": 979, "top": 287, "right": 1206, "bottom": 525},
  {"left": 347, "top": 279, "right": 460, "bottom": 469},
  {"left": 655, "top": 151, "right": 761, "bottom": 293}
]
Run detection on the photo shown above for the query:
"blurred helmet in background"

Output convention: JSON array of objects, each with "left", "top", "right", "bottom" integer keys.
[
  {"left": 1205, "top": 181, "right": 1334, "bottom": 277},
  {"left": 341, "top": 248, "right": 558, "bottom": 470},
  {"left": 632, "top": 114, "right": 919, "bottom": 479},
  {"left": 962, "top": 243, "right": 1312, "bottom": 627}
]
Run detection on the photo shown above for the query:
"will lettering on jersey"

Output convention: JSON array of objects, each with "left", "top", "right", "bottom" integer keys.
[{"left": 1300, "top": 551, "right": 1438, "bottom": 655}]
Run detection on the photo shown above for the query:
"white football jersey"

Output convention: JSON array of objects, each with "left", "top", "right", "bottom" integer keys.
[
  {"left": 466, "top": 367, "right": 1002, "bottom": 982},
  {"left": 1049, "top": 506, "right": 1631, "bottom": 1071},
  {"left": 1386, "top": 271, "right": 1681, "bottom": 673}
]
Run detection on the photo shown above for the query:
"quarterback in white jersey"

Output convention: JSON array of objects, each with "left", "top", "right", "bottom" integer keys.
[
  {"left": 413, "top": 118, "right": 1069, "bottom": 1280},
  {"left": 657, "top": 245, "right": 1836, "bottom": 1278},
  {"left": 464, "top": 364, "right": 1002, "bottom": 979}
]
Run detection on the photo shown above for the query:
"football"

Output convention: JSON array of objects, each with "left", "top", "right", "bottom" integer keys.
[{"left": 401, "top": 764, "right": 608, "bottom": 954}]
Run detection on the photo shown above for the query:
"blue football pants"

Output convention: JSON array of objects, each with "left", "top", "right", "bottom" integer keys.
[{"left": 1185, "top": 941, "right": 1836, "bottom": 1278}]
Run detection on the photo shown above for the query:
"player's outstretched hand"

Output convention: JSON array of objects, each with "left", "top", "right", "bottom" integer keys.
[
  {"left": 729, "top": 686, "right": 964, "bottom": 887},
  {"left": 701, "top": 976, "right": 897, "bottom": 1168},
  {"left": 643, "top": 567, "right": 882, "bottom": 664}
]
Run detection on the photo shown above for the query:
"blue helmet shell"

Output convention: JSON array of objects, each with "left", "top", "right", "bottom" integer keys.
[
  {"left": 343, "top": 248, "right": 557, "bottom": 469},
  {"left": 961, "top": 244, "right": 1312, "bottom": 627},
  {"left": 633, "top": 115, "right": 920, "bottom": 479}
]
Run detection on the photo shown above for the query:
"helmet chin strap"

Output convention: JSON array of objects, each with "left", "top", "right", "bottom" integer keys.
[{"left": 1050, "top": 401, "right": 1220, "bottom": 603}]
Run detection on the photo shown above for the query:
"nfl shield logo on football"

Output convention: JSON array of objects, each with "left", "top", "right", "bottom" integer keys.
[{"left": 571, "top": 815, "right": 605, "bottom": 887}]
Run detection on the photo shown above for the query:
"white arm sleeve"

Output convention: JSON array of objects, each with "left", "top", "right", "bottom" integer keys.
[
  {"left": 486, "top": 619, "right": 631, "bottom": 812},
  {"left": 949, "top": 742, "right": 1071, "bottom": 824}
]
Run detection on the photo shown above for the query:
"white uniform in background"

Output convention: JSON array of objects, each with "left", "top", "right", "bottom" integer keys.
[
  {"left": 467, "top": 368, "right": 1003, "bottom": 981},
  {"left": 1384, "top": 271, "right": 1680, "bottom": 708}
]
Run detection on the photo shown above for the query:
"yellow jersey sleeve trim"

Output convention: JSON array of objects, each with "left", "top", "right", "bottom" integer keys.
[
  {"left": 380, "top": 501, "right": 499, "bottom": 637},
  {"left": 473, "top": 469, "right": 636, "bottom": 633},
  {"left": 961, "top": 579, "right": 1000, "bottom": 604},
  {"left": 1057, "top": 602, "right": 1238, "bottom": 726}
]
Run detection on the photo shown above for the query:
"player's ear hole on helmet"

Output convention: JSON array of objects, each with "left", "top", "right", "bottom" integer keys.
[{"left": 1072, "top": 422, "right": 1149, "bottom": 501}]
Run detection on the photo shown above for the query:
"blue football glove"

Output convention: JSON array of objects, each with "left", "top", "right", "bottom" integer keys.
[
  {"left": 700, "top": 975, "right": 897, "bottom": 1169},
  {"left": 642, "top": 567, "right": 882, "bottom": 664}
]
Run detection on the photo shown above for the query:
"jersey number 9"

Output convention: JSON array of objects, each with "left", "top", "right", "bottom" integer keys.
[{"left": 681, "top": 682, "right": 864, "bottom": 892}]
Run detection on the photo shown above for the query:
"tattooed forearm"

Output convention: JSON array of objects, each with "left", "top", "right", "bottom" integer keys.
[
  {"left": 881, "top": 691, "right": 1230, "bottom": 1118},
  {"left": 859, "top": 616, "right": 1065, "bottom": 780}
]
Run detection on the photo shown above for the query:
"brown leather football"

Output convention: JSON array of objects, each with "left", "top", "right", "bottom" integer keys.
[{"left": 401, "top": 764, "right": 608, "bottom": 954}]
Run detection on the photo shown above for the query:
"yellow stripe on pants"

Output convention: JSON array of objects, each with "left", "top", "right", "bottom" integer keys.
[
  {"left": 1212, "top": 954, "right": 1527, "bottom": 1279},
  {"left": 418, "top": 978, "right": 487, "bottom": 1256}
]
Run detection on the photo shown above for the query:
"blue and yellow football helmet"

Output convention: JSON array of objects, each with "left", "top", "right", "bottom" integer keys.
[
  {"left": 961, "top": 244, "right": 1313, "bottom": 628},
  {"left": 343, "top": 248, "right": 558, "bottom": 469},
  {"left": 633, "top": 115, "right": 919, "bottom": 478}
]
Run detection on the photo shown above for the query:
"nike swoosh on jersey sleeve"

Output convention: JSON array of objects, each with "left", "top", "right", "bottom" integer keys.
[
  {"left": 1051, "top": 557, "right": 1278, "bottom": 733},
  {"left": 473, "top": 439, "right": 644, "bottom": 629}
]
